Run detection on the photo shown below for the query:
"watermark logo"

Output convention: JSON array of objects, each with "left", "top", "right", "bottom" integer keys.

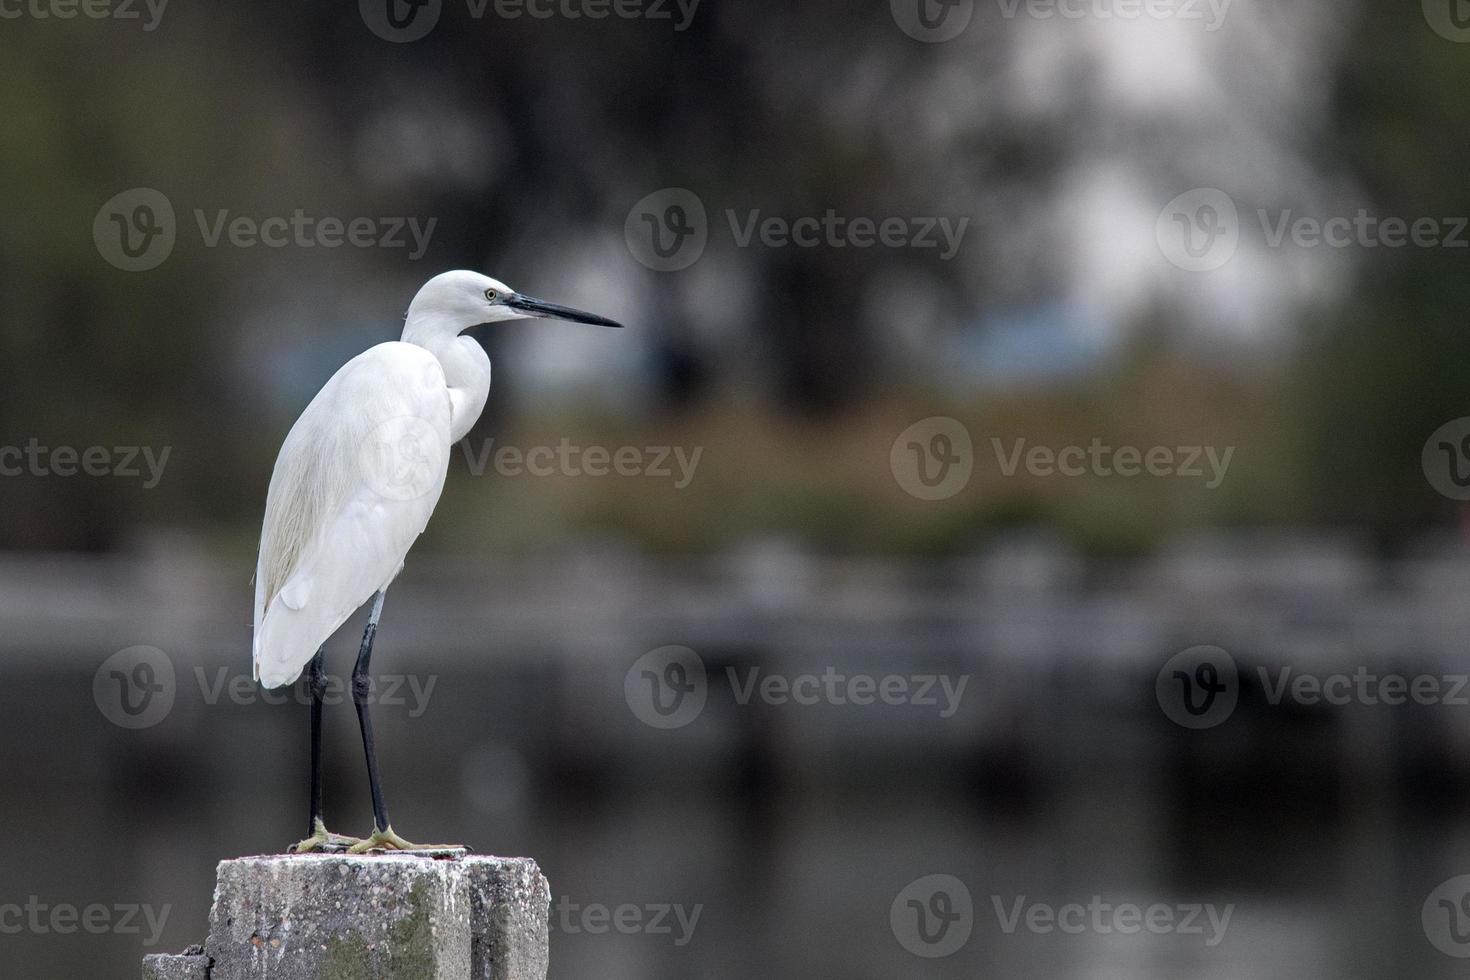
[
  {"left": 93, "top": 646, "right": 176, "bottom": 730},
  {"left": 1161, "top": 643, "right": 1470, "bottom": 727},
  {"left": 1424, "top": 0, "right": 1470, "bottom": 43},
  {"left": 96, "top": 652, "right": 436, "bottom": 726},
  {"left": 358, "top": 416, "right": 446, "bottom": 503},
  {"left": 1156, "top": 188, "right": 1239, "bottom": 272},
  {"left": 624, "top": 646, "right": 708, "bottom": 729},
  {"left": 625, "top": 189, "right": 969, "bottom": 271},
  {"left": 1423, "top": 417, "right": 1470, "bottom": 501},
  {"left": 1159, "top": 187, "right": 1470, "bottom": 270},
  {"left": 893, "top": 420, "right": 1233, "bottom": 501},
  {"left": 94, "top": 189, "right": 438, "bottom": 269},
  {"left": 1156, "top": 645, "right": 1237, "bottom": 730},
  {"left": 1424, "top": 875, "right": 1470, "bottom": 957},
  {"left": 891, "top": 0, "right": 974, "bottom": 42},
  {"left": 363, "top": 0, "right": 696, "bottom": 39},
  {"left": 625, "top": 649, "right": 968, "bottom": 728},
  {"left": 891, "top": 417, "right": 974, "bottom": 501},
  {"left": 625, "top": 188, "right": 708, "bottom": 272},
  {"left": 891, "top": 874, "right": 974, "bottom": 958},
  {"left": 894, "top": 876, "right": 1231, "bottom": 952},
  {"left": 94, "top": 188, "right": 176, "bottom": 272},
  {"left": 360, "top": 0, "right": 442, "bottom": 41}
]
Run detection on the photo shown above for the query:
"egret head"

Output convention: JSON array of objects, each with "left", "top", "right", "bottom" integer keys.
[{"left": 406, "top": 270, "right": 622, "bottom": 335}]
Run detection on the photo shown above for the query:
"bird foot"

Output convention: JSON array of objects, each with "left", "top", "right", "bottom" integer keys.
[
  {"left": 291, "top": 819, "right": 365, "bottom": 854},
  {"left": 347, "top": 826, "right": 464, "bottom": 854}
]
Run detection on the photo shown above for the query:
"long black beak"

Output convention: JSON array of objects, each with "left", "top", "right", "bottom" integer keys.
[{"left": 506, "top": 293, "right": 623, "bottom": 328}]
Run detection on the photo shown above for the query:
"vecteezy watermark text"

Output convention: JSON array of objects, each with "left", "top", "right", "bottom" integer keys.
[
  {"left": 995, "top": 0, "right": 1230, "bottom": 28},
  {"left": 360, "top": 0, "right": 698, "bottom": 43},
  {"left": 474, "top": 0, "right": 698, "bottom": 28},
  {"left": 460, "top": 438, "right": 702, "bottom": 489},
  {"left": 1258, "top": 667, "right": 1470, "bottom": 708},
  {"left": 728, "top": 667, "right": 968, "bottom": 718},
  {"left": 94, "top": 188, "right": 437, "bottom": 271},
  {"left": 194, "top": 210, "right": 436, "bottom": 259},
  {"left": 889, "top": 0, "right": 1229, "bottom": 43},
  {"left": 0, "top": 440, "right": 170, "bottom": 488},
  {"left": 551, "top": 897, "right": 702, "bottom": 946},
  {"left": 1157, "top": 187, "right": 1470, "bottom": 271},
  {"left": 624, "top": 646, "right": 969, "bottom": 729},
  {"left": 1157, "top": 645, "right": 1470, "bottom": 730},
  {"left": 194, "top": 667, "right": 437, "bottom": 718},
  {"left": 889, "top": 875, "right": 1233, "bottom": 958},
  {"left": 890, "top": 418, "right": 1235, "bottom": 501},
  {"left": 625, "top": 189, "right": 969, "bottom": 271},
  {"left": 991, "top": 438, "right": 1232, "bottom": 488},
  {"left": 992, "top": 896, "right": 1233, "bottom": 947},
  {"left": 726, "top": 211, "right": 968, "bottom": 260},
  {"left": 0, "top": 0, "right": 168, "bottom": 30},
  {"left": 0, "top": 898, "right": 170, "bottom": 946},
  {"left": 94, "top": 646, "right": 438, "bottom": 730}
]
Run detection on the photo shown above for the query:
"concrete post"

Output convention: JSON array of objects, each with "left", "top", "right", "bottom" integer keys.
[{"left": 143, "top": 854, "right": 550, "bottom": 980}]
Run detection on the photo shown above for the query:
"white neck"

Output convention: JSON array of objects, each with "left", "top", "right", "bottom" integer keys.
[{"left": 402, "top": 314, "right": 492, "bottom": 443}]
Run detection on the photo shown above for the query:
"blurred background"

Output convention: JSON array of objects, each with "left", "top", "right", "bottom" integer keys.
[{"left": 6, "top": 0, "right": 1470, "bottom": 976}]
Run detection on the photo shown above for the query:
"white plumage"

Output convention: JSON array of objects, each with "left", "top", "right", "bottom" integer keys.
[
  {"left": 252, "top": 269, "right": 621, "bottom": 853},
  {"left": 252, "top": 342, "right": 453, "bottom": 688},
  {"left": 252, "top": 270, "right": 620, "bottom": 689}
]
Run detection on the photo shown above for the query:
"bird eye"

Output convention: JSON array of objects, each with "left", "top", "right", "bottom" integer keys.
[{"left": 485, "top": 288, "right": 500, "bottom": 302}]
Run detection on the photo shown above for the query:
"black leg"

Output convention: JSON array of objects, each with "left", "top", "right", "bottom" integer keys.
[
  {"left": 307, "top": 647, "right": 327, "bottom": 837},
  {"left": 352, "top": 592, "right": 391, "bottom": 833}
]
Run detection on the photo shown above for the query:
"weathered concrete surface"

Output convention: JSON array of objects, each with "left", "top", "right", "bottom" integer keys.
[
  {"left": 143, "top": 951, "right": 210, "bottom": 980},
  {"left": 208, "top": 854, "right": 474, "bottom": 980},
  {"left": 466, "top": 858, "right": 551, "bottom": 980},
  {"left": 148, "top": 854, "right": 550, "bottom": 980}
]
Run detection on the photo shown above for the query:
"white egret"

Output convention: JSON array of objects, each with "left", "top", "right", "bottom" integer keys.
[{"left": 253, "top": 270, "right": 622, "bottom": 853}]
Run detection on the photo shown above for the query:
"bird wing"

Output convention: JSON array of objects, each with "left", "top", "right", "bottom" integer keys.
[{"left": 253, "top": 341, "right": 453, "bottom": 689}]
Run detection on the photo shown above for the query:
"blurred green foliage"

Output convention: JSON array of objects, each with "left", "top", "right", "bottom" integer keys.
[{"left": 0, "top": 1, "right": 1464, "bottom": 557}]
